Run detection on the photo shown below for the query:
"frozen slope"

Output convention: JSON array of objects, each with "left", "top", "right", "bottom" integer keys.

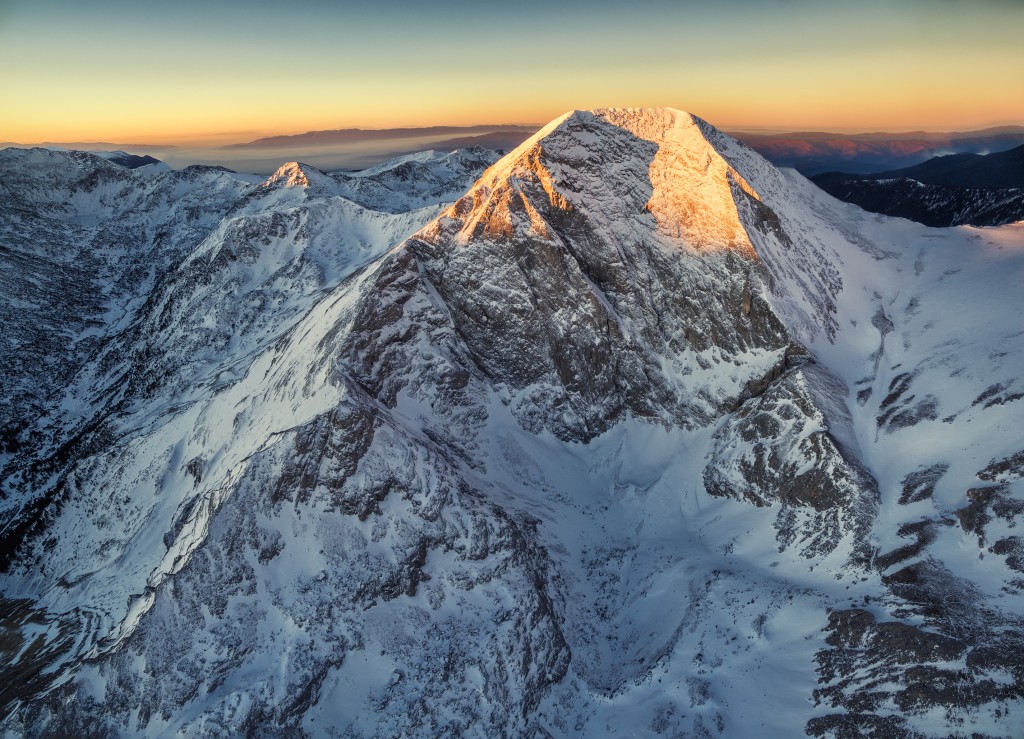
[
  {"left": 0, "top": 145, "right": 496, "bottom": 718},
  {"left": 0, "top": 149, "right": 259, "bottom": 456},
  {"left": 1, "top": 110, "right": 1022, "bottom": 738},
  {"left": 710, "top": 125, "right": 1024, "bottom": 736}
]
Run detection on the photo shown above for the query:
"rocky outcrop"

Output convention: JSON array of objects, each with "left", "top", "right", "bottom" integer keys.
[
  {"left": 812, "top": 601, "right": 1024, "bottom": 737},
  {"left": 17, "top": 401, "right": 571, "bottom": 737},
  {"left": 410, "top": 109, "right": 792, "bottom": 441},
  {"left": 704, "top": 363, "right": 878, "bottom": 561}
]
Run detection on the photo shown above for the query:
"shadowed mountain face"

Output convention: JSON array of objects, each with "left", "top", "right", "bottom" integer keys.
[
  {"left": 1, "top": 110, "right": 1023, "bottom": 738},
  {"left": 812, "top": 145, "right": 1024, "bottom": 227},
  {"left": 846, "top": 144, "right": 1024, "bottom": 188},
  {"left": 91, "top": 151, "right": 164, "bottom": 169}
]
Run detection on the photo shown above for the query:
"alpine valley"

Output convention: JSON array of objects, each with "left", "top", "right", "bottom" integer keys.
[{"left": 1, "top": 108, "right": 1023, "bottom": 738}]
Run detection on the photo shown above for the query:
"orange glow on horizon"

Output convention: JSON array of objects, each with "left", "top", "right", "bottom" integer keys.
[
  {"left": 6, "top": 99, "right": 1024, "bottom": 148},
  {"left": 2, "top": 1, "right": 1021, "bottom": 147}
]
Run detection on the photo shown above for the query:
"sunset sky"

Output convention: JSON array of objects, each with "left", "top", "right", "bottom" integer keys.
[{"left": 2, "top": 0, "right": 1022, "bottom": 145}]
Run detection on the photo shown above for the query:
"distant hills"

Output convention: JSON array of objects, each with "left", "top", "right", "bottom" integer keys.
[
  {"left": 815, "top": 144, "right": 1024, "bottom": 189},
  {"left": 94, "top": 151, "right": 164, "bottom": 169},
  {"left": 0, "top": 140, "right": 174, "bottom": 151},
  {"left": 8, "top": 123, "right": 1023, "bottom": 181},
  {"left": 226, "top": 124, "right": 540, "bottom": 149},
  {"left": 732, "top": 126, "right": 1024, "bottom": 176},
  {"left": 414, "top": 130, "right": 538, "bottom": 155},
  {"left": 225, "top": 124, "right": 1024, "bottom": 174},
  {"left": 214, "top": 123, "right": 1024, "bottom": 181},
  {"left": 811, "top": 145, "right": 1024, "bottom": 226}
]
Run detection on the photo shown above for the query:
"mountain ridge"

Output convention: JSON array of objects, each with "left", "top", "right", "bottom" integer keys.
[
  {"left": 816, "top": 144, "right": 1024, "bottom": 189},
  {"left": 812, "top": 144, "right": 1024, "bottom": 226},
  {"left": 734, "top": 127, "right": 1024, "bottom": 176},
  {"left": 227, "top": 124, "right": 541, "bottom": 149},
  {"left": 1, "top": 108, "right": 1023, "bottom": 737}
]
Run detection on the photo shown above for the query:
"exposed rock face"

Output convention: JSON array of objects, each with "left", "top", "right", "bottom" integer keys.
[
  {"left": 17, "top": 404, "right": 572, "bottom": 737},
  {"left": 704, "top": 363, "right": 878, "bottom": 561},
  {"left": 410, "top": 110, "right": 791, "bottom": 440},
  {"left": 2, "top": 109, "right": 1024, "bottom": 738},
  {"left": 812, "top": 582, "right": 1024, "bottom": 738}
]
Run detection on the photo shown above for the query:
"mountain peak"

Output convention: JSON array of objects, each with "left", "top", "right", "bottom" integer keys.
[
  {"left": 424, "top": 107, "right": 764, "bottom": 256},
  {"left": 263, "top": 160, "right": 332, "bottom": 190}
]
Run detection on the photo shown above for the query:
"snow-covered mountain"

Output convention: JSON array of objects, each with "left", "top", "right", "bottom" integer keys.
[{"left": 1, "top": 109, "right": 1023, "bottom": 738}]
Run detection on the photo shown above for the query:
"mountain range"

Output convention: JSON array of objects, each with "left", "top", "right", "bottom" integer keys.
[
  {"left": 1, "top": 108, "right": 1023, "bottom": 738},
  {"left": 9, "top": 123, "right": 1024, "bottom": 180},
  {"left": 813, "top": 145, "right": 1024, "bottom": 227},
  {"left": 226, "top": 125, "right": 540, "bottom": 149},
  {"left": 732, "top": 126, "right": 1024, "bottom": 176}
]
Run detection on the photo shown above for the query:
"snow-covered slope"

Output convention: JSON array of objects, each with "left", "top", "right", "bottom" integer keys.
[
  {"left": 241, "top": 147, "right": 502, "bottom": 215},
  {"left": 0, "top": 144, "right": 491, "bottom": 697},
  {"left": 0, "top": 149, "right": 257, "bottom": 459},
  {"left": 1, "top": 110, "right": 1023, "bottom": 738}
]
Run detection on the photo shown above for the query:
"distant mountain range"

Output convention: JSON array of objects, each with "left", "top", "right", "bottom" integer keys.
[
  {"left": 8, "top": 124, "right": 1023, "bottom": 179},
  {"left": 409, "top": 130, "right": 538, "bottom": 155},
  {"left": 732, "top": 126, "right": 1024, "bottom": 176},
  {"left": 0, "top": 141, "right": 175, "bottom": 151},
  {"left": 226, "top": 124, "right": 540, "bottom": 149},
  {"left": 226, "top": 124, "right": 1024, "bottom": 176},
  {"left": 812, "top": 145, "right": 1024, "bottom": 226},
  {"left": 93, "top": 151, "right": 164, "bottom": 169},
  {"left": 816, "top": 144, "right": 1024, "bottom": 189}
]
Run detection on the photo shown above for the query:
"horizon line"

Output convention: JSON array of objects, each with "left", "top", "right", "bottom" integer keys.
[{"left": 6, "top": 118, "right": 1024, "bottom": 151}]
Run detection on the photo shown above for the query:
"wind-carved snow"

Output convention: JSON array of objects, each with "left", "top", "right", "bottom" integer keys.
[{"left": 2, "top": 110, "right": 1024, "bottom": 738}]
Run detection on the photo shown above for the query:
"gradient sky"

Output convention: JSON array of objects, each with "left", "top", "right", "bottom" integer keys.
[{"left": 2, "top": 0, "right": 1022, "bottom": 144}]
